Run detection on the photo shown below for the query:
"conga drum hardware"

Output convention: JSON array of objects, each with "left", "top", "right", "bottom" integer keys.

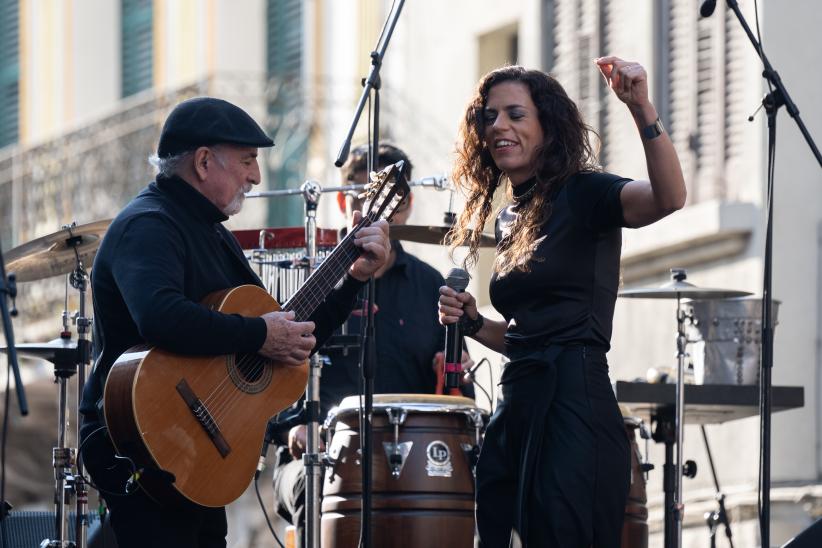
[{"left": 383, "top": 407, "right": 412, "bottom": 479}]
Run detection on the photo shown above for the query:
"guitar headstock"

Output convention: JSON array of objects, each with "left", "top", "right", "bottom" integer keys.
[{"left": 360, "top": 160, "right": 411, "bottom": 224}]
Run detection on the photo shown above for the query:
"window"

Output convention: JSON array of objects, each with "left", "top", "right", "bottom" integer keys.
[
  {"left": 478, "top": 23, "right": 519, "bottom": 79},
  {"left": 0, "top": 0, "right": 19, "bottom": 148},
  {"left": 121, "top": 0, "right": 153, "bottom": 98},
  {"left": 663, "top": 0, "right": 747, "bottom": 203},
  {"left": 266, "top": 0, "right": 305, "bottom": 226}
]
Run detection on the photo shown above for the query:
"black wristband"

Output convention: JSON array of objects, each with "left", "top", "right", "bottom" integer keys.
[{"left": 459, "top": 313, "right": 484, "bottom": 337}]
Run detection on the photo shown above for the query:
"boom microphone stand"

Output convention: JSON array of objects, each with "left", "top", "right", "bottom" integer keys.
[
  {"left": 0, "top": 243, "right": 27, "bottom": 418},
  {"left": 701, "top": 426, "right": 733, "bottom": 548},
  {"left": 703, "top": 3, "right": 822, "bottom": 546},
  {"left": 333, "top": 2, "right": 405, "bottom": 547},
  {"left": 0, "top": 240, "right": 27, "bottom": 547}
]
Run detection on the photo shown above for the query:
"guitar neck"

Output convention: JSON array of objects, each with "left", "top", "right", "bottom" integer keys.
[{"left": 282, "top": 220, "right": 370, "bottom": 321}]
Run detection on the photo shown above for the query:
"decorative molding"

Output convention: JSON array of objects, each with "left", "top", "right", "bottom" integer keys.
[{"left": 621, "top": 200, "right": 758, "bottom": 284}]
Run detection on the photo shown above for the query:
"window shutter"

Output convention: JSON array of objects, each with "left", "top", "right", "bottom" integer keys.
[
  {"left": 0, "top": 0, "right": 19, "bottom": 148},
  {"left": 723, "top": 7, "right": 746, "bottom": 195},
  {"left": 121, "top": 0, "right": 153, "bottom": 98},
  {"left": 266, "top": 0, "right": 305, "bottom": 227},
  {"left": 667, "top": 0, "right": 699, "bottom": 200}
]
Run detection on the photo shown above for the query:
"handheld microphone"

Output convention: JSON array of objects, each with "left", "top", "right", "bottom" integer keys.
[
  {"left": 699, "top": 0, "right": 717, "bottom": 17},
  {"left": 444, "top": 268, "right": 470, "bottom": 389}
]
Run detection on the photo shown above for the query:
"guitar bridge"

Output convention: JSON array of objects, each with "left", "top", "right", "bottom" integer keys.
[{"left": 175, "top": 379, "right": 232, "bottom": 458}]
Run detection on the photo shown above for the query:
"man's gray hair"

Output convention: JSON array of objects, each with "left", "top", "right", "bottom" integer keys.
[
  {"left": 148, "top": 146, "right": 230, "bottom": 177},
  {"left": 148, "top": 150, "right": 194, "bottom": 177}
]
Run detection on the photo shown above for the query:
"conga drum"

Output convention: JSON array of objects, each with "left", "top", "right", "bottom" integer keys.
[
  {"left": 321, "top": 394, "right": 483, "bottom": 548},
  {"left": 621, "top": 415, "right": 649, "bottom": 548}
]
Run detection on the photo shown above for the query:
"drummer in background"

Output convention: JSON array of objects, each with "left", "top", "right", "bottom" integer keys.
[
  {"left": 272, "top": 143, "right": 474, "bottom": 544},
  {"left": 439, "top": 58, "right": 686, "bottom": 546}
]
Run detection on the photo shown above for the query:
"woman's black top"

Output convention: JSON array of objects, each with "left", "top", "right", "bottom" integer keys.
[{"left": 489, "top": 171, "right": 631, "bottom": 352}]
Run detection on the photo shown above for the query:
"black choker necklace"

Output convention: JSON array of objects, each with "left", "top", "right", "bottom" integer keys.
[{"left": 512, "top": 181, "right": 538, "bottom": 203}]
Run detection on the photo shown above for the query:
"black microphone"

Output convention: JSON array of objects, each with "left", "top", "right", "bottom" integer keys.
[
  {"left": 444, "top": 268, "right": 470, "bottom": 389},
  {"left": 700, "top": 0, "right": 717, "bottom": 17},
  {"left": 255, "top": 418, "right": 279, "bottom": 479}
]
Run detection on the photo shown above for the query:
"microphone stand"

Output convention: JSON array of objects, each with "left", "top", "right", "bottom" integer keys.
[
  {"left": 0, "top": 244, "right": 27, "bottom": 417},
  {"left": 0, "top": 241, "right": 27, "bottom": 546},
  {"left": 715, "top": 3, "right": 822, "bottom": 546},
  {"left": 333, "top": 2, "right": 405, "bottom": 546}
]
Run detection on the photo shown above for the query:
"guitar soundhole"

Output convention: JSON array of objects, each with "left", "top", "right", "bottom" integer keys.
[{"left": 226, "top": 353, "right": 273, "bottom": 394}]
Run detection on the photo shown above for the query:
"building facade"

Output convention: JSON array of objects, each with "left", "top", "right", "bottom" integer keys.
[{"left": 2, "top": 0, "right": 821, "bottom": 545}]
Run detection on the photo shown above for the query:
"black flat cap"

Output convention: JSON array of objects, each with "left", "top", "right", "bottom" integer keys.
[{"left": 157, "top": 97, "right": 274, "bottom": 158}]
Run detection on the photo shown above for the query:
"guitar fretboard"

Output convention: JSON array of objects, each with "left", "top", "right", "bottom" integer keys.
[{"left": 282, "top": 217, "right": 372, "bottom": 321}]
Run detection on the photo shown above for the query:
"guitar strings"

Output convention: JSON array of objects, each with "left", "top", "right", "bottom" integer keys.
[
  {"left": 207, "top": 239, "right": 363, "bottom": 425},
  {"left": 200, "top": 216, "right": 370, "bottom": 426},
  {"left": 205, "top": 195, "right": 401, "bottom": 421}
]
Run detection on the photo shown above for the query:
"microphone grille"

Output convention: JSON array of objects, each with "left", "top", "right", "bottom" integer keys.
[{"left": 445, "top": 268, "right": 470, "bottom": 292}]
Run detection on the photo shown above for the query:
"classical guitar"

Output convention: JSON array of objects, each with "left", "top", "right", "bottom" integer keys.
[{"left": 103, "top": 162, "right": 409, "bottom": 507}]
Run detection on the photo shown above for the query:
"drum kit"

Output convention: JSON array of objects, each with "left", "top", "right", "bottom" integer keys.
[
  {"left": 2, "top": 220, "right": 107, "bottom": 548},
  {"left": 0, "top": 202, "right": 774, "bottom": 548},
  {"left": 619, "top": 268, "right": 764, "bottom": 548}
]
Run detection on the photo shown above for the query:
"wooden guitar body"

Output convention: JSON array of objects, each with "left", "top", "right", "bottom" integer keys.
[{"left": 103, "top": 284, "right": 308, "bottom": 507}]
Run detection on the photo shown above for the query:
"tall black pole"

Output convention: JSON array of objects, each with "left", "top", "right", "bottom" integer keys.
[
  {"left": 361, "top": 83, "right": 380, "bottom": 548},
  {"left": 714, "top": 2, "right": 821, "bottom": 546},
  {"left": 0, "top": 244, "right": 27, "bottom": 417},
  {"left": 331, "top": 3, "right": 405, "bottom": 546},
  {"left": 0, "top": 241, "right": 27, "bottom": 548},
  {"left": 334, "top": 0, "right": 405, "bottom": 169}
]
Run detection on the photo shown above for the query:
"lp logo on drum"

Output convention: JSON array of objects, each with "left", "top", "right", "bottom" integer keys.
[{"left": 425, "top": 441, "right": 453, "bottom": 478}]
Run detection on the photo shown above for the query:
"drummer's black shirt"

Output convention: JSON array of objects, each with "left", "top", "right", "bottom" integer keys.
[
  {"left": 489, "top": 171, "right": 631, "bottom": 352},
  {"left": 320, "top": 242, "right": 447, "bottom": 417},
  {"left": 80, "top": 174, "right": 364, "bottom": 417}
]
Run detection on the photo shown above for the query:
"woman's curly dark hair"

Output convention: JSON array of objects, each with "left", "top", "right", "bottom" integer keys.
[{"left": 447, "top": 66, "right": 600, "bottom": 275}]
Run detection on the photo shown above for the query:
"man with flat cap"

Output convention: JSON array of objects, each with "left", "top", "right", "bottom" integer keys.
[{"left": 79, "top": 97, "right": 390, "bottom": 547}]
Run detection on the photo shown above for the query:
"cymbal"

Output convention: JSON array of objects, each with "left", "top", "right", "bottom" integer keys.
[
  {"left": 0, "top": 338, "right": 79, "bottom": 365},
  {"left": 4, "top": 219, "right": 111, "bottom": 282},
  {"left": 390, "top": 225, "right": 496, "bottom": 248},
  {"left": 619, "top": 279, "right": 752, "bottom": 300}
]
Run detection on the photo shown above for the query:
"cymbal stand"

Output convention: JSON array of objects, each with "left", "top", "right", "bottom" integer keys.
[
  {"left": 43, "top": 223, "right": 92, "bottom": 548},
  {"left": 69, "top": 233, "right": 91, "bottom": 548},
  {"left": 701, "top": 426, "right": 733, "bottom": 548},
  {"left": 301, "top": 181, "right": 323, "bottom": 548},
  {"left": 673, "top": 268, "right": 688, "bottom": 548}
]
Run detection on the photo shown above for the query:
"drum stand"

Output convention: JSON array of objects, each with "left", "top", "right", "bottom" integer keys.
[
  {"left": 42, "top": 225, "right": 92, "bottom": 548},
  {"left": 300, "top": 181, "right": 324, "bottom": 548},
  {"left": 667, "top": 268, "right": 693, "bottom": 548}
]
